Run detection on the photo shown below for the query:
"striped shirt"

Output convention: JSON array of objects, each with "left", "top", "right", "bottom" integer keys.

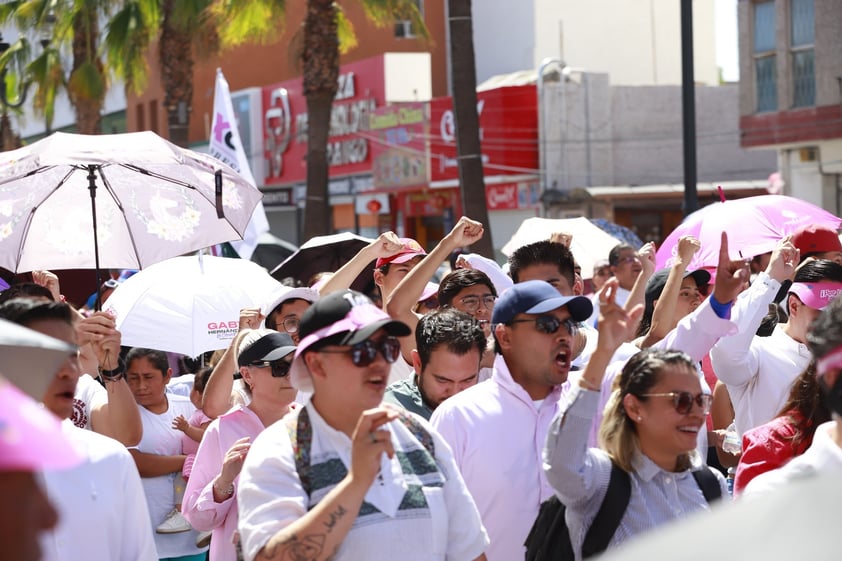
[{"left": 237, "top": 401, "right": 488, "bottom": 561}]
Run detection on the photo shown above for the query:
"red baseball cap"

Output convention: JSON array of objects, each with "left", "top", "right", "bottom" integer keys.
[
  {"left": 375, "top": 238, "right": 426, "bottom": 268},
  {"left": 792, "top": 225, "right": 842, "bottom": 256}
]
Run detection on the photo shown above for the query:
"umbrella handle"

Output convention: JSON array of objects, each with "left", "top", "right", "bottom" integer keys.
[
  {"left": 215, "top": 170, "right": 224, "bottom": 219},
  {"left": 87, "top": 165, "right": 104, "bottom": 312}
]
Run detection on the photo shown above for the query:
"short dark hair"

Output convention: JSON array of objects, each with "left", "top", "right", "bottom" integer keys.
[
  {"left": 787, "top": 259, "right": 842, "bottom": 314},
  {"left": 415, "top": 308, "right": 486, "bottom": 369},
  {"left": 0, "top": 283, "right": 55, "bottom": 305},
  {"left": 0, "top": 297, "right": 73, "bottom": 326},
  {"left": 193, "top": 365, "right": 213, "bottom": 395},
  {"left": 608, "top": 243, "right": 636, "bottom": 267},
  {"left": 508, "top": 240, "right": 575, "bottom": 287},
  {"left": 266, "top": 298, "right": 310, "bottom": 330},
  {"left": 125, "top": 348, "right": 170, "bottom": 376},
  {"left": 438, "top": 269, "right": 496, "bottom": 308}
]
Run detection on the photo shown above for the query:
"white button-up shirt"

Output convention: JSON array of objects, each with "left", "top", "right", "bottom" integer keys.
[{"left": 431, "top": 354, "right": 561, "bottom": 561}]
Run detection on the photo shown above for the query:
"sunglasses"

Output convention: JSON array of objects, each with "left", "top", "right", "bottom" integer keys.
[
  {"left": 508, "top": 315, "right": 578, "bottom": 336},
  {"left": 249, "top": 359, "right": 292, "bottom": 378},
  {"left": 639, "top": 391, "right": 713, "bottom": 415},
  {"left": 319, "top": 336, "right": 402, "bottom": 367}
]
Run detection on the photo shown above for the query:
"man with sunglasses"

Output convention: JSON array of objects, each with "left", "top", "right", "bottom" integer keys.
[
  {"left": 431, "top": 280, "right": 593, "bottom": 561},
  {"left": 236, "top": 290, "right": 489, "bottom": 561}
]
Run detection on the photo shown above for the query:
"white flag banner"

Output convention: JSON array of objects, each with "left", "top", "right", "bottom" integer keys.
[{"left": 209, "top": 68, "right": 269, "bottom": 260}]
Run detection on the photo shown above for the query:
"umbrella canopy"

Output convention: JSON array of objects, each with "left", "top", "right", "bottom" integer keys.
[
  {"left": 655, "top": 195, "right": 841, "bottom": 270},
  {"left": 501, "top": 217, "right": 625, "bottom": 279},
  {"left": 103, "top": 254, "right": 281, "bottom": 357},
  {"left": 590, "top": 218, "right": 644, "bottom": 249},
  {"left": 0, "top": 131, "right": 262, "bottom": 273},
  {"left": 250, "top": 232, "right": 299, "bottom": 272},
  {"left": 0, "top": 318, "right": 79, "bottom": 400},
  {"left": 271, "top": 232, "right": 375, "bottom": 291}
]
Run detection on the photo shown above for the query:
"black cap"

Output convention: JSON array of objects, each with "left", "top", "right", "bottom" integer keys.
[
  {"left": 237, "top": 331, "right": 297, "bottom": 366},
  {"left": 644, "top": 268, "right": 711, "bottom": 316}
]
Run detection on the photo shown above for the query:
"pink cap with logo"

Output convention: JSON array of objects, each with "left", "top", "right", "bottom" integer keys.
[
  {"left": 788, "top": 282, "right": 842, "bottom": 311},
  {"left": 0, "top": 379, "right": 82, "bottom": 471},
  {"left": 375, "top": 238, "right": 426, "bottom": 269}
]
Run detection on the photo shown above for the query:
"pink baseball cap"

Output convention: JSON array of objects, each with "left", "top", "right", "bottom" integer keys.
[
  {"left": 418, "top": 282, "right": 440, "bottom": 303},
  {"left": 0, "top": 379, "right": 82, "bottom": 471},
  {"left": 788, "top": 282, "right": 842, "bottom": 310},
  {"left": 375, "top": 238, "right": 426, "bottom": 269},
  {"left": 289, "top": 290, "right": 411, "bottom": 392}
]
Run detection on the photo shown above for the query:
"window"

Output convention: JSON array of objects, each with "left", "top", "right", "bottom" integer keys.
[
  {"left": 753, "top": 1, "right": 777, "bottom": 112},
  {"left": 790, "top": 0, "right": 815, "bottom": 107},
  {"left": 394, "top": 0, "right": 422, "bottom": 38}
]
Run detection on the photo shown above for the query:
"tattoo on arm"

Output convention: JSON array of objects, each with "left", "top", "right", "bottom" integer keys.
[
  {"left": 323, "top": 505, "right": 347, "bottom": 532},
  {"left": 262, "top": 532, "right": 325, "bottom": 561}
]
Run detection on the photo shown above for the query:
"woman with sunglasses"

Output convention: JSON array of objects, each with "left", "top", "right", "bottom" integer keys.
[
  {"left": 182, "top": 330, "right": 298, "bottom": 561},
  {"left": 544, "top": 283, "right": 727, "bottom": 560}
]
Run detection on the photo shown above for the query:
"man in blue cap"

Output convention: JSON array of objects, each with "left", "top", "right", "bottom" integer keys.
[{"left": 431, "top": 280, "right": 593, "bottom": 561}]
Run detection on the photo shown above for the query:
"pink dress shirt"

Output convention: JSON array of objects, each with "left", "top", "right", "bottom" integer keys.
[{"left": 182, "top": 406, "right": 265, "bottom": 561}]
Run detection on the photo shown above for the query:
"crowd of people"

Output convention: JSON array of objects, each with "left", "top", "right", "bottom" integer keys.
[{"left": 3, "top": 216, "right": 842, "bottom": 561}]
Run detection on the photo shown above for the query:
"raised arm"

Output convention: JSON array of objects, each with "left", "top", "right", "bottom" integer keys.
[
  {"left": 317, "top": 232, "right": 404, "bottom": 296},
  {"left": 710, "top": 235, "right": 798, "bottom": 387},
  {"left": 76, "top": 312, "right": 142, "bottom": 446},
  {"left": 203, "top": 310, "right": 261, "bottom": 418},
  {"left": 622, "top": 242, "right": 656, "bottom": 340},
  {"left": 385, "top": 217, "right": 485, "bottom": 362},
  {"left": 639, "top": 236, "right": 700, "bottom": 347}
]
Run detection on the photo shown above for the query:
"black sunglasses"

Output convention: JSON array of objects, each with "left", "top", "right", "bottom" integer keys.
[
  {"left": 639, "top": 391, "right": 713, "bottom": 415},
  {"left": 508, "top": 315, "right": 578, "bottom": 336},
  {"left": 319, "top": 336, "right": 402, "bottom": 367},
  {"left": 249, "top": 359, "right": 292, "bottom": 378}
]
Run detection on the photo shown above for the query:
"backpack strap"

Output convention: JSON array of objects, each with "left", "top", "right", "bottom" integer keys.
[
  {"left": 692, "top": 467, "right": 723, "bottom": 503},
  {"left": 581, "top": 462, "right": 632, "bottom": 559},
  {"left": 284, "top": 407, "right": 313, "bottom": 497}
]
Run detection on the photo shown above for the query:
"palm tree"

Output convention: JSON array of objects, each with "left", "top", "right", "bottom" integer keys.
[
  {"left": 218, "top": 0, "right": 426, "bottom": 239},
  {"left": 0, "top": 1, "right": 109, "bottom": 134},
  {"left": 446, "top": 0, "right": 492, "bottom": 258}
]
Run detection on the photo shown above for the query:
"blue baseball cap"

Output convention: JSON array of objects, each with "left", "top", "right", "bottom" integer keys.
[{"left": 492, "top": 280, "right": 593, "bottom": 324}]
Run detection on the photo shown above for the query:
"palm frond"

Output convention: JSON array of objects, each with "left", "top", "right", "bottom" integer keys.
[
  {"left": 104, "top": 1, "right": 157, "bottom": 93},
  {"left": 27, "top": 47, "right": 65, "bottom": 127},
  {"left": 359, "top": 0, "right": 428, "bottom": 39},
  {"left": 335, "top": 4, "right": 357, "bottom": 54},
  {"left": 209, "top": 0, "right": 287, "bottom": 49},
  {"left": 67, "top": 58, "right": 105, "bottom": 101}
]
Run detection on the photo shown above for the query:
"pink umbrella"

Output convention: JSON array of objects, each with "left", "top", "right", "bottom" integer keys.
[{"left": 656, "top": 195, "right": 841, "bottom": 270}]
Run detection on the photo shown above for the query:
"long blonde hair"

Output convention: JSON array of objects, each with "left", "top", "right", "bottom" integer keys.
[{"left": 599, "top": 348, "right": 697, "bottom": 472}]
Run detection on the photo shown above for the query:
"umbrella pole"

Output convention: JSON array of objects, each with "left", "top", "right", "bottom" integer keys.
[{"left": 87, "top": 165, "right": 104, "bottom": 311}]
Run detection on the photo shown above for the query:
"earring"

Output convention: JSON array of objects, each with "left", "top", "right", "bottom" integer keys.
[{"left": 637, "top": 416, "right": 642, "bottom": 421}]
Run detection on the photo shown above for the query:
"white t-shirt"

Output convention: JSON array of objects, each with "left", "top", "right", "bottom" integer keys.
[
  {"left": 40, "top": 421, "right": 157, "bottom": 561},
  {"left": 71, "top": 374, "right": 107, "bottom": 430},
  {"left": 134, "top": 394, "right": 206, "bottom": 559},
  {"left": 389, "top": 356, "right": 415, "bottom": 385}
]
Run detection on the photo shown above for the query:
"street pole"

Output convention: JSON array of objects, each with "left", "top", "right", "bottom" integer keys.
[{"left": 681, "top": 0, "right": 699, "bottom": 216}]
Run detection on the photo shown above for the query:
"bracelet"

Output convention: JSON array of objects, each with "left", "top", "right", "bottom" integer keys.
[
  {"left": 99, "top": 364, "right": 125, "bottom": 382},
  {"left": 214, "top": 481, "right": 235, "bottom": 496}
]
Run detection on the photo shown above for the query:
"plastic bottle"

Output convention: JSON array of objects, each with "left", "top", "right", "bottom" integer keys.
[{"left": 722, "top": 422, "right": 741, "bottom": 455}]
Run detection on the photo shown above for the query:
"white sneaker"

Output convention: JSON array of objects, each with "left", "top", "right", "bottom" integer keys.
[
  {"left": 196, "top": 530, "right": 212, "bottom": 548},
  {"left": 156, "top": 509, "right": 192, "bottom": 534}
]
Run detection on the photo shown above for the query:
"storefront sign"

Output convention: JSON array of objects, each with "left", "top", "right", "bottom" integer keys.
[
  {"left": 262, "top": 57, "right": 388, "bottom": 186},
  {"left": 369, "top": 103, "right": 429, "bottom": 190},
  {"left": 261, "top": 188, "right": 294, "bottom": 207},
  {"left": 429, "top": 86, "right": 538, "bottom": 183},
  {"left": 399, "top": 189, "right": 460, "bottom": 217},
  {"left": 486, "top": 181, "right": 541, "bottom": 210}
]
